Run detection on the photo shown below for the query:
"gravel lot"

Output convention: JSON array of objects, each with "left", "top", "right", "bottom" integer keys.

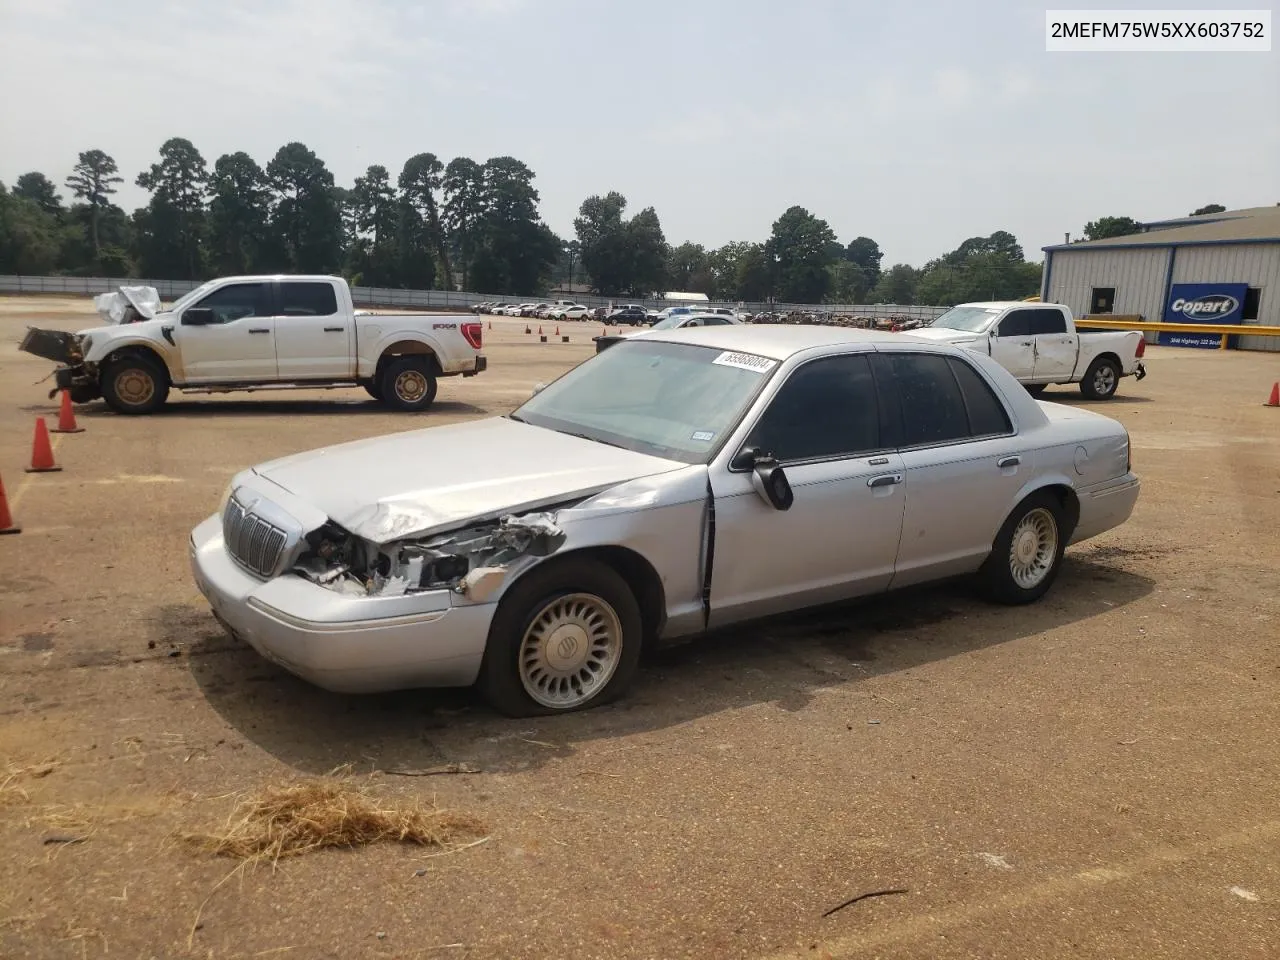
[{"left": 1, "top": 296, "right": 1278, "bottom": 959}]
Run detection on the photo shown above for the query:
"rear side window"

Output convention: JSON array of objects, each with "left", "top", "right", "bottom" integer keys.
[
  {"left": 947, "top": 357, "right": 1013, "bottom": 436},
  {"left": 279, "top": 282, "right": 338, "bottom": 317},
  {"left": 885, "top": 353, "right": 970, "bottom": 446},
  {"left": 747, "top": 354, "right": 881, "bottom": 462},
  {"left": 192, "top": 282, "right": 269, "bottom": 323},
  {"left": 1028, "top": 309, "right": 1068, "bottom": 335}
]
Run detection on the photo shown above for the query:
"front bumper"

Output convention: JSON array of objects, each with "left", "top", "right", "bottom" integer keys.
[{"left": 189, "top": 514, "right": 495, "bottom": 693}]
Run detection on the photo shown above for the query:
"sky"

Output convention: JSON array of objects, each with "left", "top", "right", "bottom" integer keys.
[{"left": 1, "top": 0, "right": 1276, "bottom": 267}]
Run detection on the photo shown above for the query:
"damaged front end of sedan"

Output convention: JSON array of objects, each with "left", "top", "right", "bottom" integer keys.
[{"left": 289, "top": 510, "right": 568, "bottom": 602}]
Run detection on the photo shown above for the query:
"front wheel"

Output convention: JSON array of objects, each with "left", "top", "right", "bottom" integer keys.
[
  {"left": 978, "top": 492, "right": 1066, "bottom": 605},
  {"left": 1079, "top": 357, "right": 1120, "bottom": 400},
  {"left": 379, "top": 357, "right": 438, "bottom": 412},
  {"left": 477, "top": 558, "right": 643, "bottom": 717},
  {"left": 362, "top": 381, "right": 383, "bottom": 401},
  {"left": 100, "top": 355, "right": 170, "bottom": 414}
]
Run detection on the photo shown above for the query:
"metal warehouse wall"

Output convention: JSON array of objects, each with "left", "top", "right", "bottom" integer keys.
[
  {"left": 1045, "top": 247, "right": 1171, "bottom": 335},
  {"left": 1171, "top": 244, "right": 1280, "bottom": 352}
]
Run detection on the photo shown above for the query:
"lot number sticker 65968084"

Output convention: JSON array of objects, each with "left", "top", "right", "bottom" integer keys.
[{"left": 712, "top": 351, "right": 777, "bottom": 374}]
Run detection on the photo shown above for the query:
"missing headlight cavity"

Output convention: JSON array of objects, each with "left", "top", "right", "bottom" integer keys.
[{"left": 292, "top": 512, "right": 567, "bottom": 598}]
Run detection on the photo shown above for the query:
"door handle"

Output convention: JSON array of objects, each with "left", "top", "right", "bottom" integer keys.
[
  {"left": 997, "top": 456, "right": 1021, "bottom": 469},
  {"left": 248, "top": 328, "right": 270, "bottom": 334},
  {"left": 867, "top": 474, "right": 903, "bottom": 488},
  {"left": 323, "top": 326, "right": 344, "bottom": 333}
]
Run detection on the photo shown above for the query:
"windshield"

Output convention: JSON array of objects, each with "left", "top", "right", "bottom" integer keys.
[
  {"left": 511, "top": 340, "right": 778, "bottom": 464},
  {"left": 170, "top": 280, "right": 220, "bottom": 312},
  {"left": 929, "top": 305, "right": 1002, "bottom": 332}
]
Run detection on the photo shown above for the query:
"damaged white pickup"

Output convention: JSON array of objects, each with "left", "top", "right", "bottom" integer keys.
[{"left": 292, "top": 511, "right": 566, "bottom": 601}]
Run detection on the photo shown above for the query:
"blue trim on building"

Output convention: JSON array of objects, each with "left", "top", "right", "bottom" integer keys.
[
  {"left": 1041, "top": 249, "right": 1053, "bottom": 300},
  {"left": 1042, "top": 236, "right": 1280, "bottom": 253},
  {"left": 1161, "top": 246, "right": 1178, "bottom": 312}
]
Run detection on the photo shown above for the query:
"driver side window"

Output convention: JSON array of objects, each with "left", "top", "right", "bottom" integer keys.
[
  {"left": 191, "top": 282, "right": 270, "bottom": 324},
  {"left": 996, "top": 310, "right": 1035, "bottom": 338},
  {"left": 746, "top": 354, "right": 881, "bottom": 463}
]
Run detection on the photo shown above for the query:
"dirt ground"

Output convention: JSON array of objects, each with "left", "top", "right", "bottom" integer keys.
[{"left": 1, "top": 295, "right": 1278, "bottom": 960}]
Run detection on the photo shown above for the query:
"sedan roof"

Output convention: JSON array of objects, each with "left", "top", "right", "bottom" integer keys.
[{"left": 632, "top": 324, "right": 923, "bottom": 361}]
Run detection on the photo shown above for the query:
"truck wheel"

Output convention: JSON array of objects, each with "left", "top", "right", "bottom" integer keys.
[
  {"left": 1079, "top": 357, "right": 1120, "bottom": 400},
  {"left": 101, "top": 355, "right": 169, "bottom": 414},
  {"left": 1025, "top": 384, "right": 1047, "bottom": 397},
  {"left": 379, "top": 357, "right": 438, "bottom": 412},
  {"left": 69, "top": 384, "right": 99, "bottom": 404},
  {"left": 362, "top": 381, "right": 383, "bottom": 401},
  {"left": 477, "top": 558, "right": 643, "bottom": 717},
  {"left": 978, "top": 492, "right": 1066, "bottom": 605}
]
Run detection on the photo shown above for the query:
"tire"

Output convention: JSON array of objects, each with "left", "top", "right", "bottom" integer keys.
[
  {"left": 1025, "top": 383, "right": 1047, "bottom": 397},
  {"left": 978, "top": 492, "right": 1067, "bottom": 605},
  {"left": 100, "top": 355, "right": 169, "bottom": 414},
  {"left": 1079, "top": 356, "right": 1120, "bottom": 400},
  {"left": 379, "top": 357, "right": 438, "bottom": 412},
  {"left": 362, "top": 381, "right": 383, "bottom": 401},
  {"left": 477, "top": 558, "right": 643, "bottom": 717},
  {"left": 69, "top": 384, "right": 99, "bottom": 404}
]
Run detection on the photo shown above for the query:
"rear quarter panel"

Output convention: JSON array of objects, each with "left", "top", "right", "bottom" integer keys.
[{"left": 354, "top": 316, "right": 476, "bottom": 376}]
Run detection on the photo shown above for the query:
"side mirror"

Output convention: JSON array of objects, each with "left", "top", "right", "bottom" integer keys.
[
  {"left": 750, "top": 456, "right": 794, "bottom": 511},
  {"left": 182, "top": 307, "right": 215, "bottom": 326}
]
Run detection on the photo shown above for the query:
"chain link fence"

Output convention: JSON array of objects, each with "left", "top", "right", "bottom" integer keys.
[{"left": 0, "top": 274, "right": 949, "bottom": 322}]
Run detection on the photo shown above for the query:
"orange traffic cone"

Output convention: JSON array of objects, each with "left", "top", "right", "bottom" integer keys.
[
  {"left": 25, "top": 417, "right": 62, "bottom": 473},
  {"left": 602, "top": 325, "right": 607, "bottom": 336},
  {"left": 555, "top": 325, "right": 560, "bottom": 336},
  {"left": 0, "top": 471, "right": 20, "bottom": 535},
  {"left": 524, "top": 325, "right": 531, "bottom": 334},
  {"left": 488, "top": 320, "right": 492, "bottom": 330},
  {"left": 538, "top": 325, "right": 543, "bottom": 335},
  {"left": 50, "top": 389, "right": 84, "bottom": 434},
  {"left": 1266, "top": 382, "right": 1280, "bottom": 407}
]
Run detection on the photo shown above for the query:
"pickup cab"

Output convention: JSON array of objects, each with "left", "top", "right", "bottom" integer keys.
[
  {"left": 907, "top": 301, "right": 1147, "bottom": 399},
  {"left": 20, "top": 275, "right": 487, "bottom": 414}
]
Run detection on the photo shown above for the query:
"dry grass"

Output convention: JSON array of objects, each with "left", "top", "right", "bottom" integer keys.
[
  {"left": 182, "top": 775, "right": 487, "bottom": 864},
  {"left": 0, "top": 760, "right": 59, "bottom": 808}
]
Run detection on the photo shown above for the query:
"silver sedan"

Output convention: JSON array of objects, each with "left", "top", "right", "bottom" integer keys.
[{"left": 190, "top": 326, "right": 1140, "bottom": 716}]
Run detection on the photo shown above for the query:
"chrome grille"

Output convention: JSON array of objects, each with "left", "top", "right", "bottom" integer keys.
[{"left": 223, "top": 495, "right": 289, "bottom": 578}]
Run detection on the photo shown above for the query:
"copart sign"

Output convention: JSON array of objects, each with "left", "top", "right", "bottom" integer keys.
[{"left": 1159, "top": 282, "right": 1248, "bottom": 349}]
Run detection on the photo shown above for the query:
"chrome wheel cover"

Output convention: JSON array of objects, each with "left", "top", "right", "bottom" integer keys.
[
  {"left": 394, "top": 370, "right": 427, "bottom": 402},
  {"left": 519, "top": 593, "right": 623, "bottom": 709},
  {"left": 1009, "top": 507, "right": 1058, "bottom": 589},
  {"left": 116, "top": 368, "right": 155, "bottom": 406},
  {"left": 1093, "top": 364, "right": 1117, "bottom": 395}
]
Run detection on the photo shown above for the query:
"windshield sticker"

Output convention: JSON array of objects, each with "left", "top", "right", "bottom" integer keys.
[
  {"left": 691, "top": 430, "right": 715, "bottom": 442},
  {"left": 712, "top": 350, "right": 776, "bottom": 373}
]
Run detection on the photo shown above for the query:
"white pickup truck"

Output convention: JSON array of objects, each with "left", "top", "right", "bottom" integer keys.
[
  {"left": 908, "top": 301, "right": 1147, "bottom": 399},
  {"left": 20, "top": 275, "right": 487, "bottom": 414}
]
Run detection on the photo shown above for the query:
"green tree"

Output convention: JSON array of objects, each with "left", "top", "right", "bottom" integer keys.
[
  {"left": 346, "top": 165, "right": 401, "bottom": 286},
  {"left": 765, "top": 206, "right": 838, "bottom": 303},
  {"left": 871, "top": 263, "right": 919, "bottom": 304},
  {"left": 399, "top": 153, "right": 453, "bottom": 289},
  {"left": 207, "top": 152, "right": 272, "bottom": 275},
  {"left": 624, "top": 206, "right": 667, "bottom": 296},
  {"left": 443, "top": 157, "right": 486, "bottom": 290},
  {"left": 825, "top": 261, "right": 872, "bottom": 303},
  {"left": 0, "top": 183, "right": 62, "bottom": 274},
  {"left": 667, "top": 242, "right": 715, "bottom": 295},
  {"left": 13, "top": 173, "right": 63, "bottom": 219},
  {"left": 1081, "top": 216, "right": 1141, "bottom": 241},
  {"left": 1190, "top": 203, "right": 1226, "bottom": 216},
  {"left": 573, "top": 191, "right": 669, "bottom": 296},
  {"left": 266, "top": 142, "right": 344, "bottom": 273},
  {"left": 64, "top": 149, "right": 123, "bottom": 261},
  {"left": 468, "top": 157, "right": 558, "bottom": 295},
  {"left": 843, "top": 236, "right": 883, "bottom": 284},
  {"left": 134, "top": 137, "right": 209, "bottom": 278}
]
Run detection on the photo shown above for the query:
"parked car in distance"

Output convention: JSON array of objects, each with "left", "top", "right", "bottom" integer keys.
[
  {"left": 595, "top": 310, "right": 742, "bottom": 352},
  {"left": 191, "top": 325, "right": 1139, "bottom": 717},
  {"left": 555, "top": 305, "right": 593, "bottom": 321},
  {"left": 607, "top": 306, "right": 650, "bottom": 326},
  {"left": 909, "top": 301, "right": 1147, "bottom": 399},
  {"left": 19, "top": 275, "right": 487, "bottom": 414},
  {"left": 652, "top": 306, "right": 697, "bottom": 324},
  {"left": 523, "top": 303, "right": 550, "bottom": 317}
]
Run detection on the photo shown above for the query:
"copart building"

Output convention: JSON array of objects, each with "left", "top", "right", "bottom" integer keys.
[{"left": 1041, "top": 205, "right": 1280, "bottom": 352}]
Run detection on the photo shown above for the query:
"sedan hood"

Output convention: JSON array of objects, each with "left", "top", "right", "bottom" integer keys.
[{"left": 250, "top": 417, "right": 685, "bottom": 543}]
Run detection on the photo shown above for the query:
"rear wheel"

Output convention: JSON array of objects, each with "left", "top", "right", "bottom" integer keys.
[
  {"left": 101, "top": 355, "right": 169, "bottom": 414},
  {"left": 1080, "top": 357, "right": 1120, "bottom": 400},
  {"left": 477, "top": 558, "right": 643, "bottom": 717},
  {"left": 978, "top": 492, "right": 1066, "bottom": 605},
  {"left": 379, "top": 357, "right": 438, "bottom": 412}
]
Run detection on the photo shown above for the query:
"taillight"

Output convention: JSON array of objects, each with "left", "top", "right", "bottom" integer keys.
[
  {"left": 1135, "top": 338, "right": 1146, "bottom": 358},
  {"left": 461, "top": 322, "right": 482, "bottom": 350}
]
